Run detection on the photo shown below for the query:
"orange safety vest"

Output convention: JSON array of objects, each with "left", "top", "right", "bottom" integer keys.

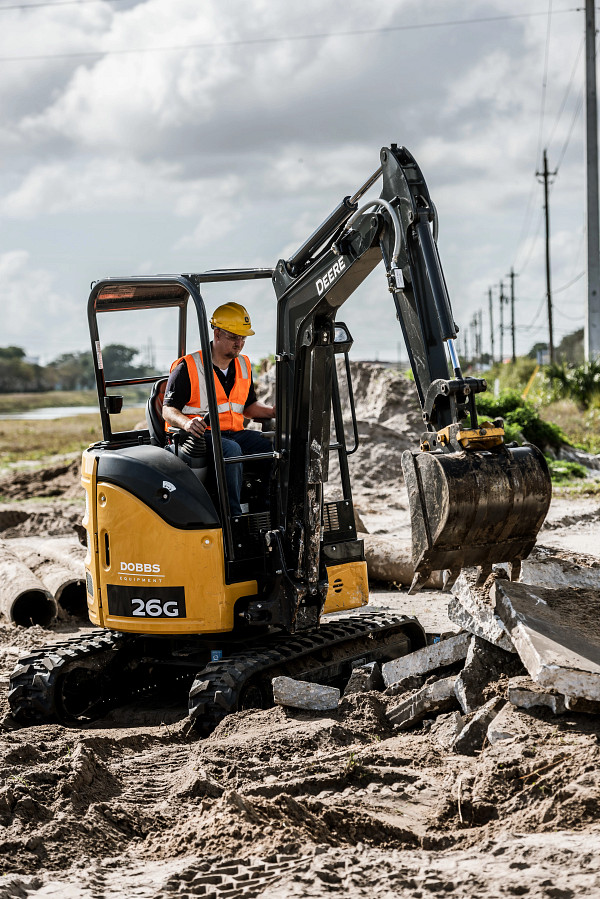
[{"left": 169, "top": 350, "right": 252, "bottom": 432}]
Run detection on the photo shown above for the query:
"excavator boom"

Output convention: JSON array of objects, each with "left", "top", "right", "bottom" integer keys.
[{"left": 272, "top": 144, "right": 551, "bottom": 599}]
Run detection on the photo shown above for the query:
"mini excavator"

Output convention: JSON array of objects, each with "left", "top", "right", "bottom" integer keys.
[{"left": 9, "top": 146, "right": 551, "bottom": 733}]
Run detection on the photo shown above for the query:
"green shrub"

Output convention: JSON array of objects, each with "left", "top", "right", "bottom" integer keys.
[
  {"left": 547, "top": 360, "right": 600, "bottom": 409},
  {"left": 545, "top": 458, "right": 588, "bottom": 484},
  {"left": 473, "top": 390, "right": 566, "bottom": 449}
]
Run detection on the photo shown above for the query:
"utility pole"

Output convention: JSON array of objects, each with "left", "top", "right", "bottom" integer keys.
[
  {"left": 499, "top": 280, "right": 505, "bottom": 363},
  {"left": 488, "top": 287, "right": 495, "bottom": 364},
  {"left": 470, "top": 314, "right": 478, "bottom": 366},
  {"left": 585, "top": 0, "right": 600, "bottom": 360},
  {"left": 536, "top": 149, "right": 557, "bottom": 364},
  {"left": 508, "top": 268, "right": 517, "bottom": 363},
  {"left": 479, "top": 309, "right": 483, "bottom": 364}
]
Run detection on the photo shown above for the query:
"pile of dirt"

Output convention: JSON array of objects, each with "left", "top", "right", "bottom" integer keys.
[
  {"left": 0, "top": 677, "right": 599, "bottom": 895},
  {"left": 0, "top": 458, "right": 83, "bottom": 540},
  {"left": 0, "top": 458, "right": 81, "bottom": 502}
]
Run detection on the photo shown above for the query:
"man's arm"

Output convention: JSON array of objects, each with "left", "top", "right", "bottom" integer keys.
[
  {"left": 243, "top": 370, "right": 274, "bottom": 420},
  {"left": 244, "top": 400, "right": 275, "bottom": 419}
]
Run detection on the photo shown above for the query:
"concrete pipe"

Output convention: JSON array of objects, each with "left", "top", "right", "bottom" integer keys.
[
  {"left": 8, "top": 537, "right": 87, "bottom": 618},
  {"left": 363, "top": 534, "right": 444, "bottom": 589},
  {"left": 0, "top": 541, "right": 57, "bottom": 627}
]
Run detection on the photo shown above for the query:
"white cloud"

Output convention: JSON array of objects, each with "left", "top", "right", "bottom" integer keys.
[
  {"left": 0, "top": 0, "right": 591, "bottom": 361},
  {"left": 0, "top": 250, "right": 84, "bottom": 359}
]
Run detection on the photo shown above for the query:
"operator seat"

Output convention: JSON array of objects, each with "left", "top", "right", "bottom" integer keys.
[{"left": 145, "top": 378, "right": 168, "bottom": 447}]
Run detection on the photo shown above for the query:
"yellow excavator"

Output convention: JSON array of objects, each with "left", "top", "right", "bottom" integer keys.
[{"left": 9, "top": 146, "right": 551, "bottom": 734}]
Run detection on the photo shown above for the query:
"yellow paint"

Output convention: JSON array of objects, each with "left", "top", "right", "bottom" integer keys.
[
  {"left": 82, "top": 463, "right": 257, "bottom": 634},
  {"left": 81, "top": 448, "right": 368, "bottom": 635},
  {"left": 322, "top": 560, "right": 369, "bottom": 614},
  {"left": 436, "top": 422, "right": 505, "bottom": 451},
  {"left": 81, "top": 449, "right": 103, "bottom": 626}
]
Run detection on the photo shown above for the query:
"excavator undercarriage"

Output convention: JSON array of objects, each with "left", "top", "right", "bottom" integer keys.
[{"left": 9, "top": 614, "right": 425, "bottom": 733}]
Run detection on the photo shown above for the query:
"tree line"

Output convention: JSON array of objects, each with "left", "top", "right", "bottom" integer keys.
[{"left": 0, "top": 345, "right": 158, "bottom": 394}]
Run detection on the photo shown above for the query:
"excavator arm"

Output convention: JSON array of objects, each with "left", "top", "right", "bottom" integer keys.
[{"left": 268, "top": 144, "right": 551, "bottom": 628}]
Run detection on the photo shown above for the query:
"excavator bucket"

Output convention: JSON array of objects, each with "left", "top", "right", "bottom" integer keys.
[{"left": 401, "top": 444, "right": 552, "bottom": 591}]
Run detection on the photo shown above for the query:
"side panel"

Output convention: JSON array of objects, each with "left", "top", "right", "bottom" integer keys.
[
  {"left": 81, "top": 449, "right": 104, "bottom": 626},
  {"left": 322, "top": 560, "right": 369, "bottom": 615},
  {"left": 92, "top": 481, "right": 257, "bottom": 634}
]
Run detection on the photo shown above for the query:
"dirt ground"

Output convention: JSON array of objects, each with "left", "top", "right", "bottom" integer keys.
[{"left": 1, "top": 380, "right": 600, "bottom": 896}]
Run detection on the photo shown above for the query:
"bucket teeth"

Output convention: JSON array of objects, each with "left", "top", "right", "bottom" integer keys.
[
  {"left": 474, "top": 565, "right": 493, "bottom": 587},
  {"left": 507, "top": 560, "right": 522, "bottom": 581},
  {"left": 442, "top": 569, "right": 459, "bottom": 592},
  {"left": 408, "top": 571, "right": 430, "bottom": 595}
]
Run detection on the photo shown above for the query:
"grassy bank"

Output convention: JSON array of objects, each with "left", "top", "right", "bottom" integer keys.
[{"left": 0, "top": 408, "right": 145, "bottom": 466}]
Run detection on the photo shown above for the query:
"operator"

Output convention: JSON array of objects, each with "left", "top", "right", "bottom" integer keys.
[{"left": 162, "top": 302, "right": 275, "bottom": 516}]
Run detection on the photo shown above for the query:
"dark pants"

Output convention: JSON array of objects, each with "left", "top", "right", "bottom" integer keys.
[{"left": 205, "top": 429, "right": 272, "bottom": 516}]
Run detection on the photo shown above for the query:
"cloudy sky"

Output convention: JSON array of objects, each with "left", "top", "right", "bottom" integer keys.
[{"left": 0, "top": 0, "right": 590, "bottom": 368}]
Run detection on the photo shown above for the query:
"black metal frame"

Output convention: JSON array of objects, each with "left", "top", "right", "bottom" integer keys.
[{"left": 87, "top": 268, "right": 274, "bottom": 569}]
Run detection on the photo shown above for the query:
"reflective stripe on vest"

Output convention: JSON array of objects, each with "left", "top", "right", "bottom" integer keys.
[{"left": 170, "top": 350, "right": 252, "bottom": 432}]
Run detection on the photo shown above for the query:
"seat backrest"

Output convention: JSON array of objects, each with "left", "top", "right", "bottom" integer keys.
[{"left": 145, "top": 378, "right": 168, "bottom": 446}]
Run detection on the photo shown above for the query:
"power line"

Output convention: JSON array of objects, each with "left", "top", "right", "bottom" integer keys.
[
  {"left": 0, "top": 7, "right": 582, "bottom": 62},
  {"left": 521, "top": 295, "right": 548, "bottom": 330},
  {"left": 515, "top": 208, "right": 545, "bottom": 274},
  {"left": 546, "top": 34, "right": 585, "bottom": 152},
  {"left": 554, "top": 306, "right": 584, "bottom": 319},
  {"left": 556, "top": 88, "right": 584, "bottom": 170},
  {"left": 554, "top": 269, "right": 585, "bottom": 293},
  {"left": 514, "top": 6, "right": 581, "bottom": 273}
]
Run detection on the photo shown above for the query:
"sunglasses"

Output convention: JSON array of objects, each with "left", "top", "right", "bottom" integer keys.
[{"left": 218, "top": 330, "right": 246, "bottom": 342}]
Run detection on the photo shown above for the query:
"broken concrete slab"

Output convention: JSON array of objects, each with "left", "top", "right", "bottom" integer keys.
[
  {"left": 362, "top": 589, "right": 460, "bottom": 637},
  {"left": 449, "top": 569, "right": 514, "bottom": 652},
  {"left": 387, "top": 675, "right": 458, "bottom": 730},
  {"left": 343, "top": 661, "right": 382, "bottom": 696},
  {"left": 493, "top": 580, "right": 600, "bottom": 703},
  {"left": 384, "top": 673, "right": 425, "bottom": 698},
  {"left": 519, "top": 546, "right": 600, "bottom": 592},
  {"left": 272, "top": 677, "right": 340, "bottom": 711},
  {"left": 429, "top": 710, "right": 465, "bottom": 750},
  {"left": 381, "top": 632, "right": 471, "bottom": 688},
  {"left": 452, "top": 696, "right": 505, "bottom": 755},
  {"left": 487, "top": 702, "right": 532, "bottom": 745},
  {"left": 508, "top": 676, "right": 566, "bottom": 715},
  {"left": 564, "top": 694, "right": 600, "bottom": 714},
  {"left": 454, "top": 637, "right": 519, "bottom": 716}
]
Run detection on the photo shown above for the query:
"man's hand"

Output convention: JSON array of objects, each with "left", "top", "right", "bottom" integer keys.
[
  {"left": 184, "top": 416, "right": 207, "bottom": 437},
  {"left": 163, "top": 404, "right": 207, "bottom": 435}
]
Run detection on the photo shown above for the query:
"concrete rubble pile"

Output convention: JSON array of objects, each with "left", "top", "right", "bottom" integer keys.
[{"left": 274, "top": 554, "right": 600, "bottom": 754}]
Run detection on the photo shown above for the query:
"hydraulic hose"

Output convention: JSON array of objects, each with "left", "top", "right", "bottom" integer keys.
[{"left": 344, "top": 199, "right": 403, "bottom": 266}]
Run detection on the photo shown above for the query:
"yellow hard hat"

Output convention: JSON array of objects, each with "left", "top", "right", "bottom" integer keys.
[{"left": 210, "top": 302, "right": 255, "bottom": 336}]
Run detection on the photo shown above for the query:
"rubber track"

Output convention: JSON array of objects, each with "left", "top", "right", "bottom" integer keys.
[
  {"left": 188, "top": 612, "right": 421, "bottom": 736},
  {"left": 8, "top": 613, "right": 422, "bottom": 730},
  {"left": 8, "top": 630, "right": 133, "bottom": 724}
]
